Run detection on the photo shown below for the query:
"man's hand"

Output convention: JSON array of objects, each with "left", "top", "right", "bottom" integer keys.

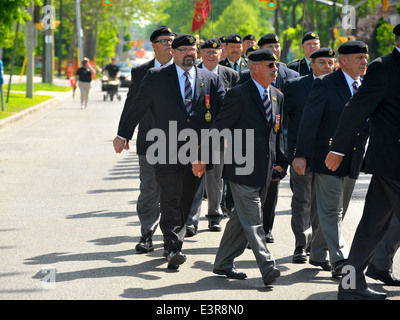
[
  {"left": 292, "top": 157, "right": 307, "bottom": 175},
  {"left": 192, "top": 160, "right": 206, "bottom": 178},
  {"left": 113, "top": 136, "right": 129, "bottom": 153},
  {"left": 324, "top": 152, "right": 343, "bottom": 172}
]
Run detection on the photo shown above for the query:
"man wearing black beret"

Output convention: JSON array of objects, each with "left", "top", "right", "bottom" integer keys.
[
  {"left": 116, "top": 25, "right": 174, "bottom": 255},
  {"left": 282, "top": 47, "right": 336, "bottom": 267},
  {"left": 242, "top": 34, "right": 257, "bottom": 58},
  {"left": 293, "top": 40, "right": 369, "bottom": 280},
  {"left": 326, "top": 24, "right": 400, "bottom": 300},
  {"left": 114, "top": 33, "right": 226, "bottom": 270},
  {"left": 193, "top": 49, "right": 287, "bottom": 286},
  {"left": 219, "top": 33, "right": 248, "bottom": 73},
  {"left": 288, "top": 32, "right": 320, "bottom": 76},
  {"left": 186, "top": 38, "right": 240, "bottom": 236},
  {"left": 237, "top": 33, "right": 299, "bottom": 245}
]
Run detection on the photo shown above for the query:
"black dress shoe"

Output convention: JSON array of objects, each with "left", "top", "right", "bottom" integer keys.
[
  {"left": 332, "top": 259, "right": 347, "bottom": 278},
  {"left": 167, "top": 251, "right": 186, "bottom": 269},
  {"left": 366, "top": 263, "right": 400, "bottom": 286},
  {"left": 309, "top": 259, "right": 331, "bottom": 271},
  {"left": 338, "top": 285, "right": 386, "bottom": 300},
  {"left": 292, "top": 247, "right": 307, "bottom": 263},
  {"left": 262, "top": 266, "right": 281, "bottom": 285},
  {"left": 266, "top": 232, "right": 274, "bottom": 243},
  {"left": 185, "top": 225, "right": 197, "bottom": 237},
  {"left": 135, "top": 234, "right": 154, "bottom": 253},
  {"left": 213, "top": 267, "right": 247, "bottom": 279},
  {"left": 209, "top": 221, "right": 221, "bottom": 232}
]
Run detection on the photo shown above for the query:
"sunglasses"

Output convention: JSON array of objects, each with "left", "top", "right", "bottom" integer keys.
[{"left": 256, "top": 62, "right": 278, "bottom": 68}]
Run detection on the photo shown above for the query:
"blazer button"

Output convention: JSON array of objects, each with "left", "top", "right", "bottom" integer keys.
[
  {"left": 186, "top": 119, "right": 190, "bottom": 123},
  {"left": 354, "top": 147, "right": 357, "bottom": 151}
]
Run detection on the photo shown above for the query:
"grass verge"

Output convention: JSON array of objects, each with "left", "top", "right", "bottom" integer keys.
[{"left": 0, "top": 93, "right": 53, "bottom": 121}]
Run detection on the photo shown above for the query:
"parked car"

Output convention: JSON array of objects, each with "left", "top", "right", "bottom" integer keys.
[{"left": 118, "top": 67, "right": 132, "bottom": 88}]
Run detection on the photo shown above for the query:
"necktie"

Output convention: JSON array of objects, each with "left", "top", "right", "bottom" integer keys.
[
  {"left": 263, "top": 89, "right": 272, "bottom": 122},
  {"left": 184, "top": 72, "right": 192, "bottom": 114},
  {"left": 352, "top": 80, "right": 359, "bottom": 95},
  {"left": 233, "top": 62, "right": 238, "bottom": 72}
]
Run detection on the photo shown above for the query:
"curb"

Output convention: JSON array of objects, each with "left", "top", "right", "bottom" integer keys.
[{"left": 0, "top": 91, "right": 72, "bottom": 131}]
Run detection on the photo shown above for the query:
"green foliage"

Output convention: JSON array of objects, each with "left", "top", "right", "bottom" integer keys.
[{"left": 376, "top": 22, "right": 395, "bottom": 56}]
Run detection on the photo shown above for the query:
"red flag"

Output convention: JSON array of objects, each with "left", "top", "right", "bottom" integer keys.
[{"left": 191, "top": 0, "right": 211, "bottom": 33}]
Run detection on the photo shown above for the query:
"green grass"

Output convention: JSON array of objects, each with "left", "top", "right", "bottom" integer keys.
[
  {"left": 0, "top": 93, "right": 53, "bottom": 120},
  {"left": 3, "top": 83, "right": 72, "bottom": 92}
]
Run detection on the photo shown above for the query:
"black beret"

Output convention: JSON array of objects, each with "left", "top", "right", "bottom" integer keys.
[
  {"left": 243, "top": 34, "right": 256, "bottom": 42},
  {"left": 150, "top": 25, "right": 174, "bottom": 42},
  {"left": 219, "top": 35, "right": 226, "bottom": 43},
  {"left": 246, "top": 46, "right": 258, "bottom": 56},
  {"left": 248, "top": 48, "right": 276, "bottom": 61},
  {"left": 302, "top": 32, "right": 319, "bottom": 44},
  {"left": 225, "top": 33, "right": 242, "bottom": 44},
  {"left": 201, "top": 38, "right": 221, "bottom": 49},
  {"left": 394, "top": 24, "right": 400, "bottom": 36},
  {"left": 258, "top": 33, "right": 280, "bottom": 47},
  {"left": 172, "top": 33, "right": 196, "bottom": 49},
  {"left": 338, "top": 40, "right": 368, "bottom": 54},
  {"left": 310, "top": 47, "right": 336, "bottom": 59}
]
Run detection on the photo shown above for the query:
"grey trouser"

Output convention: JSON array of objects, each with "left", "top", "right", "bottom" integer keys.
[
  {"left": 314, "top": 173, "right": 356, "bottom": 263},
  {"left": 137, "top": 154, "right": 161, "bottom": 236},
  {"left": 214, "top": 181, "right": 275, "bottom": 276},
  {"left": 290, "top": 167, "right": 328, "bottom": 262}
]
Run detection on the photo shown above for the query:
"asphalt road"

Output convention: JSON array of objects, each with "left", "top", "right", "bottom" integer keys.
[{"left": 0, "top": 80, "right": 399, "bottom": 302}]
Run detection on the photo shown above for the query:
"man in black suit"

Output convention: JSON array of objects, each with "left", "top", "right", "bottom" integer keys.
[
  {"left": 293, "top": 41, "right": 369, "bottom": 278},
  {"left": 114, "top": 34, "right": 225, "bottom": 270},
  {"left": 287, "top": 32, "right": 320, "bottom": 76},
  {"left": 187, "top": 38, "right": 240, "bottom": 235},
  {"left": 326, "top": 25, "right": 400, "bottom": 300},
  {"left": 193, "top": 49, "right": 287, "bottom": 286},
  {"left": 219, "top": 33, "right": 248, "bottom": 73},
  {"left": 237, "top": 33, "right": 299, "bottom": 243},
  {"left": 117, "top": 26, "right": 174, "bottom": 254},
  {"left": 283, "top": 48, "right": 336, "bottom": 266}
]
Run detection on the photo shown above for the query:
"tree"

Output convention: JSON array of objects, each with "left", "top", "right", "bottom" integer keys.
[{"left": 0, "top": 0, "right": 42, "bottom": 48}]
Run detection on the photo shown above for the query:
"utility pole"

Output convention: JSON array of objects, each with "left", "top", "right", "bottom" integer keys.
[
  {"left": 25, "top": 1, "right": 35, "bottom": 98},
  {"left": 75, "top": 0, "right": 84, "bottom": 67},
  {"left": 58, "top": 0, "right": 63, "bottom": 78}
]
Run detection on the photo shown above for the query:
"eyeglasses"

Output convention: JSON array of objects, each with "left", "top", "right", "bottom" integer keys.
[
  {"left": 153, "top": 39, "right": 173, "bottom": 45},
  {"left": 256, "top": 62, "right": 278, "bottom": 68},
  {"left": 175, "top": 48, "right": 197, "bottom": 54},
  {"left": 202, "top": 50, "right": 220, "bottom": 56}
]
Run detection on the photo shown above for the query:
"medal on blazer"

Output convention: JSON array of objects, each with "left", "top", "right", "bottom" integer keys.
[
  {"left": 205, "top": 94, "right": 212, "bottom": 121},
  {"left": 205, "top": 111, "right": 212, "bottom": 122},
  {"left": 274, "top": 114, "right": 281, "bottom": 133},
  {"left": 205, "top": 94, "right": 210, "bottom": 109}
]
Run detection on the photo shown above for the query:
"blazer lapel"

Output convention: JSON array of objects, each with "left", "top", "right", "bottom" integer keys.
[
  {"left": 335, "top": 69, "right": 351, "bottom": 105},
  {"left": 167, "top": 64, "right": 187, "bottom": 112},
  {"left": 247, "top": 80, "right": 270, "bottom": 122},
  {"left": 193, "top": 66, "right": 204, "bottom": 108}
]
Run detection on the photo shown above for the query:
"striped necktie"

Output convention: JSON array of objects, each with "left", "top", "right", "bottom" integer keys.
[
  {"left": 184, "top": 72, "right": 192, "bottom": 114},
  {"left": 352, "top": 80, "right": 359, "bottom": 95},
  {"left": 263, "top": 89, "right": 272, "bottom": 122}
]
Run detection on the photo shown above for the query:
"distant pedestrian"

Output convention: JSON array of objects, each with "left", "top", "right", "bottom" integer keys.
[
  {"left": 0, "top": 58, "right": 4, "bottom": 112},
  {"left": 76, "top": 57, "right": 96, "bottom": 109}
]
